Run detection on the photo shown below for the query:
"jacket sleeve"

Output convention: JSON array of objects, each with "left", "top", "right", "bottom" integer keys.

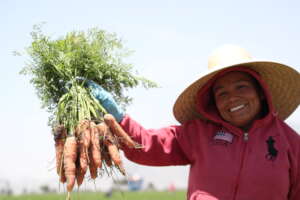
[{"left": 118, "top": 115, "right": 195, "bottom": 166}]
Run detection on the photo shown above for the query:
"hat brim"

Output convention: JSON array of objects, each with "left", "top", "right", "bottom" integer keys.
[{"left": 173, "top": 61, "right": 300, "bottom": 124}]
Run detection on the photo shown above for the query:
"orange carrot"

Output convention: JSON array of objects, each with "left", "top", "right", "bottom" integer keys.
[
  {"left": 76, "top": 135, "right": 87, "bottom": 187},
  {"left": 105, "top": 142, "right": 121, "bottom": 165},
  {"left": 53, "top": 125, "right": 67, "bottom": 183},
  {"left": 55, "top": 139, "right": 66, "bottom": 183},
  {"left": 101, "top": 146, "right": 112, "bottom": 167},
  {"left": 59, "top": 166, "right": 67, "bottom": 183},
  {"left": 76, "top": 167, "right": 85, "bottom": 186},
  {"left": 53, "top": 124, "right": 67, "bottom": 140},
  {"left": 104, "top": 114, "right": 136, "bottom": 148},
  {"left": 88, "top": 147, "right": 98, "bottom": 179},
  {"left": 75, "top": 121, "right": 89, "bottom": 171},
  {"left": 63, "top": 136, "right": 77, "bottom": 192},
  {"left": 75, "top": 121, "right": 94, "bottom": 187},
  {"left": 83, "top": 123, "right": 91, "bottom": 149},
  {"left": 95, "top": 122, "right": 107, "bottom": 139},
  {"left": 78, "top": 138, "right": 88, "bottom": 174},
  {"left": 103, "top": 130, "right": 121, "bottom": 165},
  {"left": 97, "top": 122, "right": 113, "bottom": 167},
  {"left": 104, "top": 129, "right": 126, "bottom": 175},
  {"left": 55, "top": 139, "right": 65, "bottom": 174},
  {"left": 90, "top": 122, "right": 102, "bottom": 168},
  {"left": 75, "top": 120, "right": 89, "bottom": 137},
  {"left": 75, "top": 153, "right": 85, "bottom": 187},
  {"left": 78, "top": 125, "right": 91, "bottom": 165}
]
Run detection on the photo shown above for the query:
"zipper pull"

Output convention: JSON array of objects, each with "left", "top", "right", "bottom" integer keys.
[{"left": 244, "top": 132, "right": 249, "bottom": 141}]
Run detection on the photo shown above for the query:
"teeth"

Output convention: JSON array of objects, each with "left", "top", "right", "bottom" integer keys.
[{"left": 230, "top": 105, "right": 245, "bottom": 112}]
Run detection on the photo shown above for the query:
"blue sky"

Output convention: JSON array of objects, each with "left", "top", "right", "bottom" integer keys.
[{"left": 1, "top": 0, "right": 299, "bottom": 193}]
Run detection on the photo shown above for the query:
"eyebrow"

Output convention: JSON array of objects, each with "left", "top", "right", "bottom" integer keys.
[
  {"left": 213, "top": 86, "right": 223, "bottom": 93},
  {"left": 213, "top": 79, "right": 250, "bottom": 93}
]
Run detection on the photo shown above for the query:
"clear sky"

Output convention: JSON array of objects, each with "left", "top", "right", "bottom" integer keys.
[{"left": 1, "top": 0, "right": 299, "bottom": 194}]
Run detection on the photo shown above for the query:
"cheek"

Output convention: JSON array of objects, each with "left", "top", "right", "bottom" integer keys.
[
  {"left": 248, "top": 91, "right": 261, "bottom": 104},
  {"left": 253, "top": 96, "right": 263, "bottom": 111},
  {"left": 215, "top": 99, "right": 227, "bottom": 115}
]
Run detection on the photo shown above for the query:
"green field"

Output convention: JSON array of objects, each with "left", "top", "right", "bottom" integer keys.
[{"left": 0, "top": 190, "right": 186, "bottom": 200}]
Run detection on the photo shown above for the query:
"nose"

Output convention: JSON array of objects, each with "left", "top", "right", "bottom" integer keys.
[{"left": 227, "top": 91, "right": 240, "bottom": 103}]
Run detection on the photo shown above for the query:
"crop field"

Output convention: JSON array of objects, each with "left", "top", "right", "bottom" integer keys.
[{"left": 0, "top": 190, "right": 186, "bottom": 200}]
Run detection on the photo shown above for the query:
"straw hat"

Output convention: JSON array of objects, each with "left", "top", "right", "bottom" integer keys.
[{"left": 173, "top": 44, "right": 300, "bottom": 124}]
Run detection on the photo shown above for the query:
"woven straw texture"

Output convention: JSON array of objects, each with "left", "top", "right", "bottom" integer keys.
[{"left": 173, "top": 61, "right": 300, "bottom": 124}]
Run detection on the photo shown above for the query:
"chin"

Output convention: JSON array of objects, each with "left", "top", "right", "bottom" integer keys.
[{"left": 231, "top": 120, "right": 249, "bottom": 128}]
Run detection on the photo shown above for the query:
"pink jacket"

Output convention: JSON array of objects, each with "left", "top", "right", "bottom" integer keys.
[{"left": 120, "top": 69, "right": 300, "bottom": 200}]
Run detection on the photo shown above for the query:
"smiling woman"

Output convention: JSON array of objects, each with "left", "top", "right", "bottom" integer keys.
[
  {"left": 82, "top": 44, "right": 300, "bottom": 200},
  {"left": 212, "top": 71, "right": 264, "bottom": 131}
]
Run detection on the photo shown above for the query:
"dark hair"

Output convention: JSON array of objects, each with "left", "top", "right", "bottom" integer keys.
[{"left": 251, "top": 75, "right": 269, "bottom": 117}]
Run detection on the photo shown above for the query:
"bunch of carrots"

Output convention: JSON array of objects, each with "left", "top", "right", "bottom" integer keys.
[
  {"left": 20, "top": 26, "right": 156, "bottom": 200},
  {"left": 53, "top": 114, "right": 138, "bottom": 197}
]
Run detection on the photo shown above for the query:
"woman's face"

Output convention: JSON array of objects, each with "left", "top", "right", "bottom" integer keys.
[{"left": 213, "top": 71, "right": 263, "bottom": 130}]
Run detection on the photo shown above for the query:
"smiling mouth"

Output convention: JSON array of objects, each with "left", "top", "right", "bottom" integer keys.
[{"left": 229, "top": 104, "right": 245, "bottom": 112}]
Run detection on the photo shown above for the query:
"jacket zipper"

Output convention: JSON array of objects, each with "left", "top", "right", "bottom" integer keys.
[{"left": 233, "top": 132, "right": 249, "bottom": 199}]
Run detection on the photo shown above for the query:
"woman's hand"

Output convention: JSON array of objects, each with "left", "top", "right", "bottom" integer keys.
[
  {"left": 71, "top": 77, "right": 125, "bottom": 122},
  {"left": 87, "top": 80, "right": 125, "bottom": 122}
]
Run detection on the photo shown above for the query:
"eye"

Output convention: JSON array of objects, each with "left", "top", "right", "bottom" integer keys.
[
  {"left": 216, "top": 91, "right": 227, "bottom": 98},
  {"left": 237, "top": 84, "right": 248, "bottom": 90}
]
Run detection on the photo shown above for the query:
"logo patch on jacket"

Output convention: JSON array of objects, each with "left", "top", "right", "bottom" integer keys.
[
  {"left": 213, "top": 130, "right": 233, "bottom": 143},
  {"left": 265, "top": 136, "right": 278, "bottom": 161}
]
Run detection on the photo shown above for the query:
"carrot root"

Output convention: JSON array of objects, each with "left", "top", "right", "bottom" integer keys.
[
  {"left": 63, "top": 136, "right": 77, "bottom": 192},
  {"left": 104, "top": 114, "right": 137, "bottom": 148}
]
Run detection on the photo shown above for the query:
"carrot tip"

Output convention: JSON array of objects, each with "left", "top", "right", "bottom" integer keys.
[{"left": 66, "top": 192, "right": 71, "bottom": 200}]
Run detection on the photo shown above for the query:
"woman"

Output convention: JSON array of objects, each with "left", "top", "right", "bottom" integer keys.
[{"left": 87, "top": 45, "right": 300, "bottom": 200}]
